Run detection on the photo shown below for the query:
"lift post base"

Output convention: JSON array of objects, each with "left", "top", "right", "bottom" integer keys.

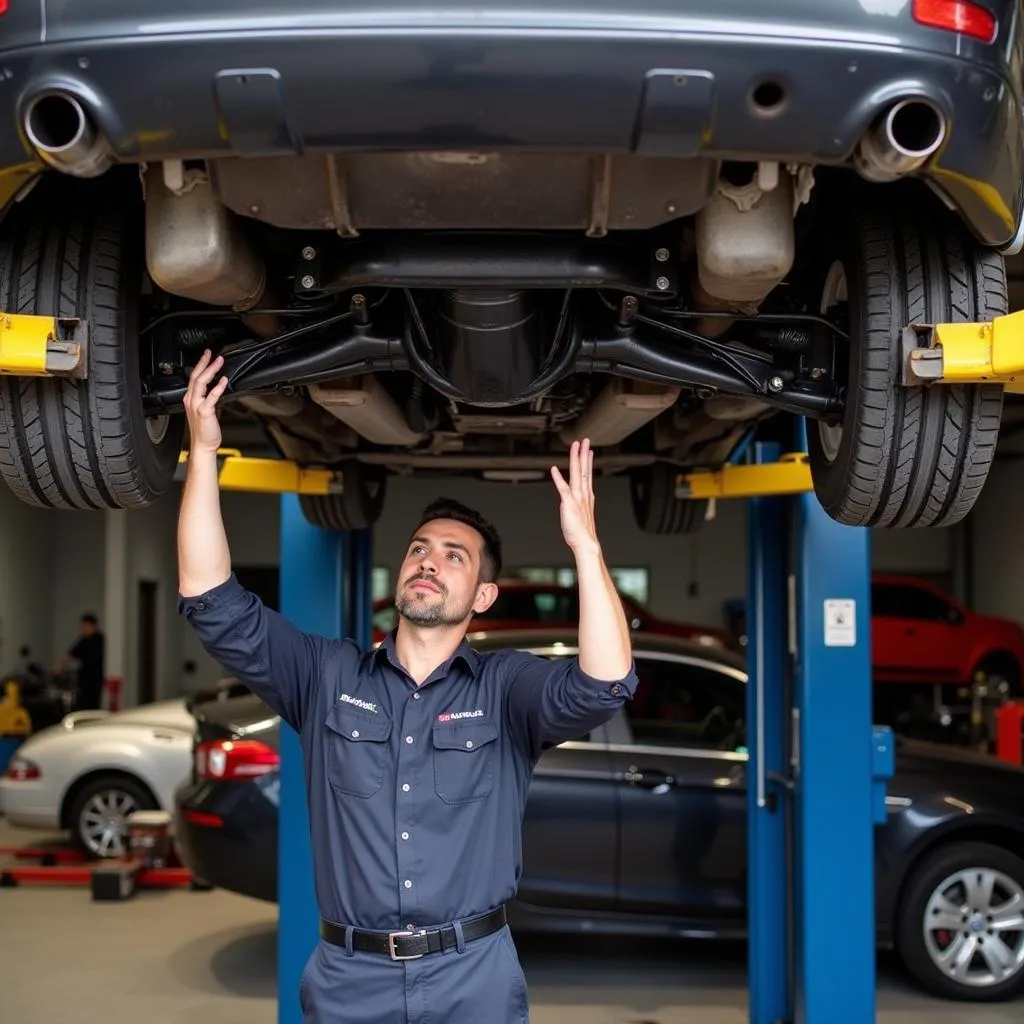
[{"left": 0, "top": 313, "right": 88, "bottom": 378}]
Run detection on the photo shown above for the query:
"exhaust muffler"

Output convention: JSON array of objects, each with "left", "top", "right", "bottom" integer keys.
[
  {"left": 22, "top": 92, "right": 114, "bottom": 179},
  {"left": 854, "top": 98, "right": 947, "bottom": 183}
]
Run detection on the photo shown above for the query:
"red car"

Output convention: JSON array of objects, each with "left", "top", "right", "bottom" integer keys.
[
  {"left": 372, "top": 580, "right": 734, "bottom": 649},
  {"left": 871, "top": 575, "right": 1024, "bottom": 693}
]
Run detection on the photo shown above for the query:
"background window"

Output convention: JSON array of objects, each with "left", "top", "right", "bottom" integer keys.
[
  {"left": 510, "top": 566, "right": 650, "bottom": 606},
  {"left": 625, "top": 657, "right": 744, "bottom": 749}
]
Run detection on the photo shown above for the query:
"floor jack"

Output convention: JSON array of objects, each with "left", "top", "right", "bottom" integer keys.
[{"left": 0, "top": 813, "right": 207, "bottom": 900}]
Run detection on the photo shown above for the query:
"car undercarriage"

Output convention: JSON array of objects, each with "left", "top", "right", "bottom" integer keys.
[{"left": 0, "top": 1, "right": 1021, "bottom": 533}]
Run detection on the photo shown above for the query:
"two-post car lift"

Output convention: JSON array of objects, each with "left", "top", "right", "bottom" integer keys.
[{"left": 4, "top": 306, "right": 1024, "bottom": 1021}]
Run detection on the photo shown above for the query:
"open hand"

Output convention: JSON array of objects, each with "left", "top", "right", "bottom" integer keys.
[
  {"left": 550, "top": 439, "right": 599, "bottom": 554},
  {"left": 183, "top": 349, "right": 229, "bottom": 454}
]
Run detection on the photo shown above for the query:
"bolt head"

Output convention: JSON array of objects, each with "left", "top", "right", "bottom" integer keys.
[
  {"left": 656, "top": 276, "right": 670, "bottom": 291},
  {"left": 300, "top": 275, "right": 316, "bottom": 290},
  {"left": 655, "top": 247, "right": 671, "bottom": 262},
  {"left": 769, "top": 375, "right": 784, "bottom": 392},
  {"left": 302, "top": 246, "right": 316, "bottom": 261}
]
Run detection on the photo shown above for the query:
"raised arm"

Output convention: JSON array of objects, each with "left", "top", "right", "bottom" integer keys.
[
  {"left": 550, "top": 438, "right": 632, "bottom": 681},
  {"left": 505, "top": 439, "right": 637, "bottom": 757},
  {"left": 176, "top": 351, "right": 328, "bottom": 731}
]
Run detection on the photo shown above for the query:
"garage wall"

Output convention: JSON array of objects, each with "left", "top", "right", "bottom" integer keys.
[
  {"left": 0, "top": 484, "right": 55, "bottom": 676},
  {"left": 51, "top": 510, "right": 106, "bottom": 665},
  {"left": 0, "top": 465, "right": 969, "bottom": 702},
  {"left": 967, "top": 458, "right": 1024, "bottom": 622}
]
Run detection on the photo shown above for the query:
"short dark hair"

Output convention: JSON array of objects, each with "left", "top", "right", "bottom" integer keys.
[
  {"left": 413, "top": 498, "right": 503, "bottom": 582},
  {"left": 81, "top": 613, "right": 98, "bottom": 625}
]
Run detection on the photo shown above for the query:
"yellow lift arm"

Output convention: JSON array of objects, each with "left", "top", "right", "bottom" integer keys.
[
  {"left": 0, "top": 313, "right": 88, "bottom": 377},
  {"left": 176, "top": 450, "right": 343, "bottom": 496},
  {"left": 902, "top": 308, "right": 1024, "bottom": 393}
]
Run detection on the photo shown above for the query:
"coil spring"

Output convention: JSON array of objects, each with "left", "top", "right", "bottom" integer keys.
[{"left": 177, "top": 325, "right": 228, "bottom": 349}]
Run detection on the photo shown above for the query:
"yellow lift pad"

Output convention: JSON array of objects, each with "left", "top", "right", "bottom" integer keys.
[
  {"left": 176, "top": 449, "right": 343, "bottom": 496},
  {"left": 0, "top": 313, "right": 88, "bottom": 377},
  {"left": 903, "top": 309, "right": 1024, "bottom": 393},
  {"left": 676, "top": 452, "right": 813, "bottom": 500},
  {"left": 176, "top": 449, "right": 817, "bottom": 500}
]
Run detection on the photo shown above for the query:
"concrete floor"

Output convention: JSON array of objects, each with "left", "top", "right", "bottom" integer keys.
[{"left": 2, "top": 821, "right": 1023, "bottom": 1023}]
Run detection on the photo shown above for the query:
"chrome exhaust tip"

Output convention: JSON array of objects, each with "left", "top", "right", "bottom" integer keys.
[
  {"left": 23, "top": 92, "right": 114, "bottom": 178},
  {"left": 854, "top": 99, "right": 947, "bottom": 183}
]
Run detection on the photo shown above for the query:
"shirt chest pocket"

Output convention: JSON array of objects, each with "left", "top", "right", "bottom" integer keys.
[
  {"left": 325, "top": 705, "right": 393, "bottom": 799},
  {"left": 431, "top": 719, "right": 500, "bottom": 805}
]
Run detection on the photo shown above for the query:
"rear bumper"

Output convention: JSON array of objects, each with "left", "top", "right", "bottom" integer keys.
[
  {"left": 1, "top": 10, "right": 1022, "bottom": 247},
  {"left": 173, "top": 780, "right": 278, "bottom": 902}
]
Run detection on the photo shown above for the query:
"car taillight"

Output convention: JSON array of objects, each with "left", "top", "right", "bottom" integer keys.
[
  {"left": 913, "top": 0, "right": 997, "bottom": 42},
  {"left": 195, "top": 739, "right": 279, "bottom": 780},
  {"left": 5, "top": 758, "right": 40, "bottom": 781}
]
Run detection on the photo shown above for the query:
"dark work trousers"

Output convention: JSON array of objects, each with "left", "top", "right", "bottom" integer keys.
[{"left": 298, "top": 925, "right": 530, "bottom": 1024}]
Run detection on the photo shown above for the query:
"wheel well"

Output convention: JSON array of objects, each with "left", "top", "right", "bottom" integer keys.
[
  {"left": 59, "top": 769, "right": 160, "bottom": 829},
  {"left": 889, "top": 822, "right": 1024, "bottom": 941},
  {"left": 972, "top": 649, "right": 1022, "bottom": 681}
]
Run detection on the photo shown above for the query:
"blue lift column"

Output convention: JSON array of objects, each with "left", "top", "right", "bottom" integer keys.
[
  {"left": 790, "top": 486, "right": 880, "bottom": 1023},
  {"left": 349, "top": 528, "right": 375, "bottom": 651},
  {"left": 745, "top": 441, "right": 792, "bottom": 1024},
  {"left": 745, "top": 432, "right": 894, "bottom": 1023},
  {"left": 277, "top": 494, "right": 347, "bottom": 1024}
]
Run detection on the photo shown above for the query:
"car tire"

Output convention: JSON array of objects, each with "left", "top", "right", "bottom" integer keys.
[
  {"left": 807, "top": 185, "right": 1006, "bottom": 528},
  {"left": 896, "top": 840, "right": 1024, "bottom": 1001},
  {"left": 629, "top": 463, "right": 709, "bottom": 535},
  {"left": 68, "top": 773, "right": 158, "bottom": 860},
  {"left": 298, "top": 460, "right": 387, "bottom": 531},
  {"left": 0, "top": 171, "right": 184, "bottom": 510}
]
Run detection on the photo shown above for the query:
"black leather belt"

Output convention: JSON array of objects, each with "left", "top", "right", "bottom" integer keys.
[{"left": 320, "top": 905, "right": 507, "bottom": 960}]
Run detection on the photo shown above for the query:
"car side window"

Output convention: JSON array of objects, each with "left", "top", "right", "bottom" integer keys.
[
  {"left": 872, "top": 583, "right": 956, "bottom": 622},
  {"left": 624, "top": 657, "right": 745, "bottom": 750}
]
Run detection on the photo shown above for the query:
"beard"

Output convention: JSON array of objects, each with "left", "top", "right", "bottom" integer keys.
[{"left": 395, "top": 575, "right": 475, "bottom": 627}]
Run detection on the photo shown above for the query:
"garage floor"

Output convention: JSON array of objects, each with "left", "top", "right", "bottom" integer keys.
[{"left": 2, "top": 822, "right": 1022, "bottom": 1024}]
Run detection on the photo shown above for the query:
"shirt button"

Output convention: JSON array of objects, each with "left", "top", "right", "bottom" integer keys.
[
  {"left": 404, "top": 880, "right": 413, "bottom": 889},
  {"left": 196, "top": 602, "right": 205, "bottom": 611},
  {"left": 405, "top": 735, "right": 414, "bottom": 744},
  {"left": 402, "top": 784, "right": 410, "bottom": 792},
  {"left": 413, "top": 693, "right": 421, "bottom": 700},
  {"left": 401, "top": 832, "right": 410, "bottom": 840},
  {"left": 465, "top": 740, "right": 474, "bottom": 749},
  {"left": 351, "top": 730, "right": 360, "bottom": 738},
  {"left": 611, "top": 684, "right": 622, "bottom": 695}
]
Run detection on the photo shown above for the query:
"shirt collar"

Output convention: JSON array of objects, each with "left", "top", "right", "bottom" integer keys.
[{"left": 375, "top": 629, "right": 479, "bottom": 678}]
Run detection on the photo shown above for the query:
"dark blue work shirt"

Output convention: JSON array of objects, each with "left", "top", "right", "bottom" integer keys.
[{"left": 179, "top": 574, "right": 637, "bottom": 932}]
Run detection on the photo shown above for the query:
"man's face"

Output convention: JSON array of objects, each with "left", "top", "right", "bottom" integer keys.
[
  {"left": 80, "top": 620, "right": 95, "bottom": 637},
  {"left": 395, "top": 519, "right": 496, "bottom": 628}
]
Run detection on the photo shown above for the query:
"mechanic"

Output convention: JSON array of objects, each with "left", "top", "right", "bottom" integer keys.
[
  {"left": 53, "top": 613, "right": 105, "bottom": 711},
  {"left": 176, "top": 350, "right": 638, "bottom": 1024}
]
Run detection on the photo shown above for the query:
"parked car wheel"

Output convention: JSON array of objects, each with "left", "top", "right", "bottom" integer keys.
[
  {"left": 67, "top": 773, "right": 158, "bottom": 859},
  {"left": 0, "top": 171, "right": 184, "bottom": 510},
  {"left": 298, "top": 460, "right": 386, "bottom": 531},
  {"left": 896, "top": 841, "right": 1024, "bottom": 1001},
  {"left": 807, "top": 186, "right": 1006, "bottom": 529},
  {"left": 629, "top": 463, "right": 709, "bottom": 535}
]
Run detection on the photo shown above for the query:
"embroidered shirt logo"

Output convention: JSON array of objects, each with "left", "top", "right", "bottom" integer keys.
[
  {"left": 339, "top": 693, "right": 378, "bottom": 714},
  {"left": 437, "top": 709, "right": 484, "bottom": 722}
]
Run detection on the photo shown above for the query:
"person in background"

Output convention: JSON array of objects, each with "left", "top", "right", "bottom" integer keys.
[{"left": 54, "top": 613, "right": 106, "bottom": 710}]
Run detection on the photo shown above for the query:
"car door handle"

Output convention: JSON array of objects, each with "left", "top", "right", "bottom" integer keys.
[{"left": 623, "top": 766, "right": 675, "bottom": 793}]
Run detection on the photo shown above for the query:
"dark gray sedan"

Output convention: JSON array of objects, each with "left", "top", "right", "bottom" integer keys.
[{"left": 174, "top": 629, "right": 1024, "bottom": 1003}]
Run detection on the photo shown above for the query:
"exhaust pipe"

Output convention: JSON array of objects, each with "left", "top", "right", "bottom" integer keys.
[
  {"left": 854, "top": 98, "right": 947, "bottom": 183},
  {"left": 22, "top": 92, "right": 114, "bottom": 179}
]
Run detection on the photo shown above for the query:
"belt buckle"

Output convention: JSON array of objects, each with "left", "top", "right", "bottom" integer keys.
[{"left": 387, "top": 929, "right": 425, "bottom": 961}]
